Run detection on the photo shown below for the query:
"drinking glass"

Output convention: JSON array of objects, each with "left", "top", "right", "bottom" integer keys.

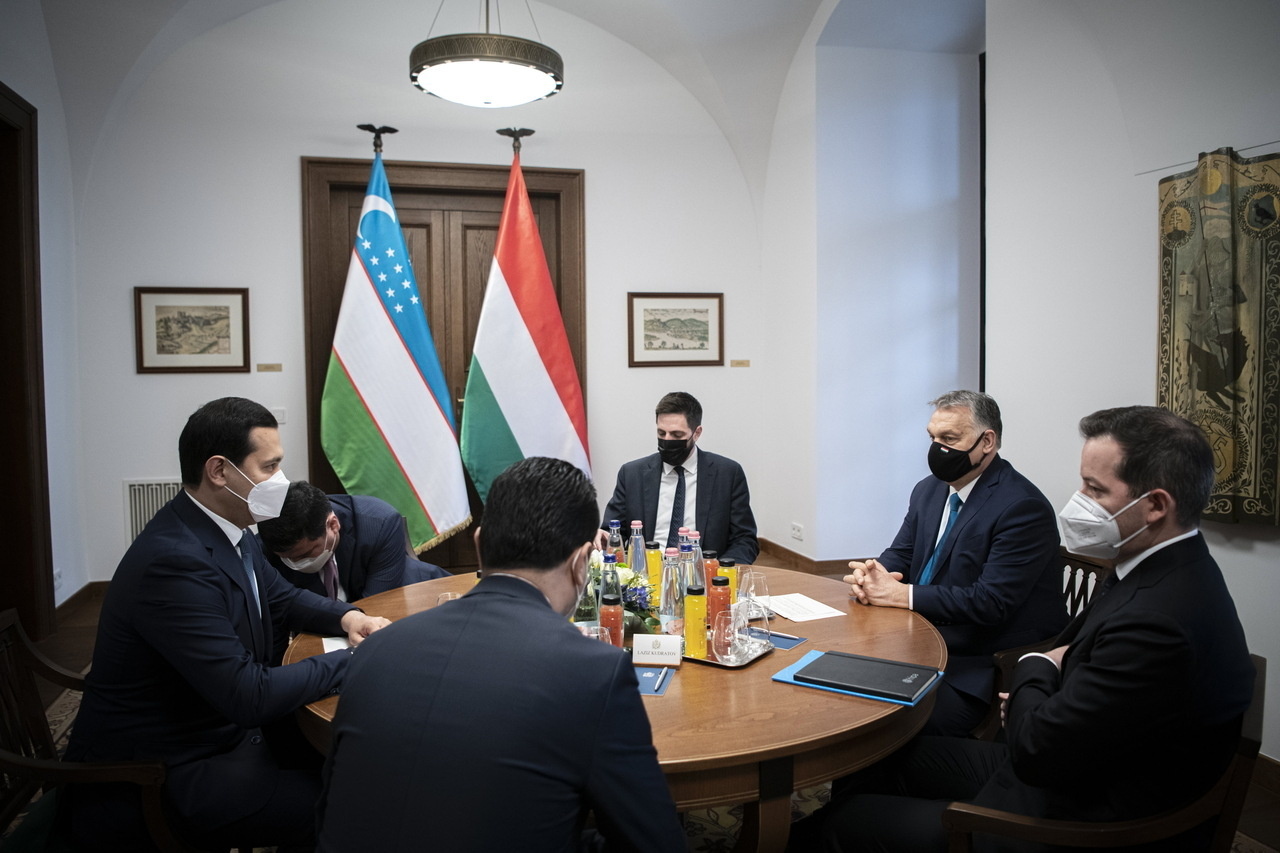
[
  {"left": 738, "top": 572, "right": 772, "bottom": 653},
  {"left": 582, "top": 626, "right": 612, "bottom": 644},
  {"left": 711, "top": 609, "right": 744, "bottom": 664},
  {"left": 435, "top": 592, "right": 462, "bottom": 606}
]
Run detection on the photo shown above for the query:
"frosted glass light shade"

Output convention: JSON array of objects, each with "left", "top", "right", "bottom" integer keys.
[{"left": 410, "top": 33, "right": 564, "bottom": 109}]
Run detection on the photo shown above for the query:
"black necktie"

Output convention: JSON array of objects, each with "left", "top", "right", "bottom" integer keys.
[{"left": 666, "top": 466, "right": 685, "bottom": 549}]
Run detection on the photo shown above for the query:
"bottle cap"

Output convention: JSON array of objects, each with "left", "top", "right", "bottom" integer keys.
[
  {"left": 703, "top": 550, "right": 718, "bottom": 560},
  {"left": 646, "top": 540, "right": 660, "bottom": 549},
  {"left": 719, "top": 558, "right": 737, "bottom": 567},
  {"left": 679, "top": 543, "right": 692, "bottom": 551},
  {"left": 631, "top": 520, "right": 643, "bottom": 528},
  {"left": 603, "top": 552, "right": 616, "bottom": 563},
  {"left": 678, "top": 527, "right": 690, "bottom": 534},
  {"left": 690, "top": 531, "right": 701, "bottom": 540},
  {"left": 665, "top": 547, "right": 679, "bottom": 556},
  {"left": 712, "top": 575, "right": 729, "bottom": 586},
  {"left": 685, "top": 584, "right": 705, "bottom": 596},
  {"left": 600, "top": 593, "right": 622, "bottom": 606},
  {"left": 609, "top": 519, "right": 621, "bottom": 528}
]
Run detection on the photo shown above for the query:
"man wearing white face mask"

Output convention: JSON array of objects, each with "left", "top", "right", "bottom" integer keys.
[
  {"left": 65, "top": 397, "right": 390, "bottom": 852},
  {"left": 797, "top": 406, "right": 1254, "bottom": 852},
  {"left": 258, "top": 481, "right": 449, "bottom": 607}
]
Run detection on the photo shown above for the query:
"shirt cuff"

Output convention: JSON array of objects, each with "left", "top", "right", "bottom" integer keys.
[
  {"left": 1018, "top": 651, "right": 1060, "bottom": 670},
  {"left": 908, "top": 584, "right": 914, "bottom": 610}
]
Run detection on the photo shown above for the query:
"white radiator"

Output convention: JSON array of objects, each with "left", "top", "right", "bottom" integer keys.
[{"left": 124, "top": 479, "right": 182, "bottom": 539}]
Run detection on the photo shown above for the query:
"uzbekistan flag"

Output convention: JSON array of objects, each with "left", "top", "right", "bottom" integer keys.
[
  {"left": 321, "top": 154, "right": 470, "bottom": 549},
  {"left": 461, "top": 152, "right": 591, "bottom": 501}
]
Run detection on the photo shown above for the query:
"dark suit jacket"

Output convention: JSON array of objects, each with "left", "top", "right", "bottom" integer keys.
[
  {"left": 975, "top": 534, "right": 1253, "bottom": 850},
  {"left": 878, "top": 456, "right": 1067, "bottom": 700},
  {"left": 66, "top": 491, "right": 355, "bottom": 840},
  {"left": 265, "top": 494, "right": 448, "bottom": 602},
  {"left": 318, "top": 575, "right": 685, "bottom": 853},
  {"left": 602, "top": 448, "right": 759, "bottom": 564}
]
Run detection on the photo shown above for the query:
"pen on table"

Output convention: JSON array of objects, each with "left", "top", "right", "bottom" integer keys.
[
  {"left": 654, "top": 667, "right": 670, "bottom": 692},
  {"left": 768, "top": 630, "right": 801, "bottom": 640}
]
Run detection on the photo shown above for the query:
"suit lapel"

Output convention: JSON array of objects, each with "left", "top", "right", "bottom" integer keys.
[
  {"left": 925, "top": 457, "right": 1006, "bottom": 584},
  {"left": 172, "top": 494, "right": 266, "bottom": 658},
  {"left": 695, "top": 450, "right": 713, "bottom": 535},
  {"left": 642, "top": 455, "right": 661, "bottom": 535}
]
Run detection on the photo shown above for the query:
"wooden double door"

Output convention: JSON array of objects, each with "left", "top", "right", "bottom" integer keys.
[{"left": 301, "top": 157, "right": 586, "bottom": 571}]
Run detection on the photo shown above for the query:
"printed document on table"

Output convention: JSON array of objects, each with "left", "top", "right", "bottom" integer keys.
[
  {"left": 322, "top": 637, "right": 351, "bottom": 653},
  {"left": 760, "top": 594, "right": 845, "bottom": 622}
]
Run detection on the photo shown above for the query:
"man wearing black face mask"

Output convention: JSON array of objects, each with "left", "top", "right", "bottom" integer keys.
[
  {"left": 602, "top": 391, "right": 759, "bottom": 564},
  {"left": 845, "top": 390, "right": 1065, "bottom": 736}
]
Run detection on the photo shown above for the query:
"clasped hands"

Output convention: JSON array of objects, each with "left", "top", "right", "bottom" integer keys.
[{"left": 845, "top": 558, "right": 909, "bottom": 608}]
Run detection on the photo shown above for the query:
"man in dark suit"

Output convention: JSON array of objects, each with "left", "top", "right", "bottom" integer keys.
[
  {"left": 318, "top": 457, "right": 685, "bottom": 852},
  {"left": 801, "top": 406, "right": 1254, "bottom": 852},
  {"left": 602, "top": 390, "right": 759, "bottom": 564},
  {"left": 847, "top": 390, "right": 1066, "bottom": 735},
  {"left": 258, "top": 480, "right": 449, "bottom": 603},
  {"left": 64, "top": 397, "right": 389, "bottom": 851}
]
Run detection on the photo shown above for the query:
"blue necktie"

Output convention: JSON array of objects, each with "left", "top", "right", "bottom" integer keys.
[
  {"left": 666, "top": 466, "right": 686, "bottom": 549},
  {"left": 918, "top": 493, "right": 962, "bottom": 585},
  {"left": 238, "top": 532, "right": 263, "bottom": 614}
]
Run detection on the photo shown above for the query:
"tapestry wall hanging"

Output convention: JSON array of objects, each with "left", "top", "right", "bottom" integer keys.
[{"left": 1157, "top": 147, "right": 1280, "bottom": 524}]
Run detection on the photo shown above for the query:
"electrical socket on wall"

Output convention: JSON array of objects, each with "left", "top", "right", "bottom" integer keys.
[{"left": 790, "top": 522, "right": 804, "bottom": 541}]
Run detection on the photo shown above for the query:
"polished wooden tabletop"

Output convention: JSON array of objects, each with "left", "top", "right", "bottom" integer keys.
[{"left": 285, "top": 565, "right": 947, "bottom": 852}]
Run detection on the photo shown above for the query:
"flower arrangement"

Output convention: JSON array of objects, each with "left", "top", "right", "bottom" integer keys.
[{"left": 583, "top": 550, "right": 658, "bottom": 637}]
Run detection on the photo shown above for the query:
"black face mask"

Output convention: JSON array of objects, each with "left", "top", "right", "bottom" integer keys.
[
  {"left": 927, "top": 434, "right": 985, "bottom": 483},
  {"left": 658, "top": 438, "right": 693, "bottom": 467}
]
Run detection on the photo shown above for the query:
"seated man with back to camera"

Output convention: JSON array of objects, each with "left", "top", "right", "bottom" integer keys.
[
  {"left": 317, "top": 457, "right": 685, "bottom": 853},
  {"left": 603, "top": 390, "right": 759, "bottom": 564},
  {"left": 797, "top": 405, "right": 1255, "bottom": 852},
  {"left": 846, "top": 390, "right": 1066, "bottom": 736},
  {"left": 258, "top": 480, "right": 449, "bottom": 604}
]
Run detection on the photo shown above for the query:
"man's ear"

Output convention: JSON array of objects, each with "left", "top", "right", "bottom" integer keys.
[
  {"left": 691, "top": 425, "right": 704, "bottom": 443},
  {"left": 1144, "top": 488, "right": 1176, "bottom": 525},
  {"left": 204, "top": 456, "right": 230, "bottom": 488}
]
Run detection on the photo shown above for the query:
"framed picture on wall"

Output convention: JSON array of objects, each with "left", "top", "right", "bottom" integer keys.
[
  {"left": 627, "top": 292, "right": 724, "bottom": 367},
  {"left": 134, "top": 287, "right": 250, "bottom": 373}
]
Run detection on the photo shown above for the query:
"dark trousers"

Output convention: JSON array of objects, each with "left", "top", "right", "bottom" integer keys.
[
  {"left": 789, "top": 736, "right": 1006, "bottom": 853},
  {"left": 919, "top": 680, "right": 990, "bottom": 737}
]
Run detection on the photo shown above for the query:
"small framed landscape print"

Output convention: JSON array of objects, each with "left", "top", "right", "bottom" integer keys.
[
  {"left": 135, "top": 287, "right": 250, "bottom": 373},
  {"left": 627, "top": 292, "right": 724, "bottom": 367}
]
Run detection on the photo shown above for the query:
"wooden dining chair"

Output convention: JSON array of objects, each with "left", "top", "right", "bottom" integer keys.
[
  {"left": 944, "top": 653, "right": 1265, "bottom": 852},
  {"left": 0, "top": 608, "right": 202, "bottom": 853},
  {"left": 968, "top": 548, "right": 1114, "bottom": 741}
]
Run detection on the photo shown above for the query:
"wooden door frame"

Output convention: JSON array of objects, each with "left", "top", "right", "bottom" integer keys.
[
  {"left": 300, "top": 157, "right": 586, "bottom": 491},
  {"left": 0, "top": 80, "right": 55, "bottom": 638}
]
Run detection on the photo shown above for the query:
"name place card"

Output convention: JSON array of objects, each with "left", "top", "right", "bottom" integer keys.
[{"left": 631, "top": 634, "right": 683, "bottom": 667}]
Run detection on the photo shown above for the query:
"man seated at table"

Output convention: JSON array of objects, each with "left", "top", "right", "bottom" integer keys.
[
  {"left": 64, "top": 397, "right": 389, "bottom": 851},
  {"left": 846, "top": 390, "right": 1066, "bottom": 736},
  {"left": 602, "top": 390, "right": 759, "bottom": 564},
  {"left": 258, "top": 480, "right": 449, "bottom": 604},
  {"left": 317, "top": 456, "right": 686, "bottom": 853},
  {"left": 797, "top": 406, "right": 1255, "bottom": 852}
]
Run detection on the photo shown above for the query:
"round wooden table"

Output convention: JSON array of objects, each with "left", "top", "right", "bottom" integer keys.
[{"left": 285, "top": 566, "right": 947, "bottom": 853}]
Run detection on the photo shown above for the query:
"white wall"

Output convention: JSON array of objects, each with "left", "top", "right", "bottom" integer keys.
[
  {"left": 986, "top": 0, "right": 1280, "bottom": 757},
  {"left": 62, "top": 0, "right": 771, "bottom": 577},
  {"left": 0, "top": 0, "right": 91, "bottom": 601},
  {"left": 814, "top": 45, "right": 981, "bottom": 559}
]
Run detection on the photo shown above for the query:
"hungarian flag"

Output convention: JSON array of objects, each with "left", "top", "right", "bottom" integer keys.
[
  {"left": 321, "top": 154, "right": 470, "bottom": 549},
  {"left": 461, "top": 153, "right": 591, "bottom": 501}
]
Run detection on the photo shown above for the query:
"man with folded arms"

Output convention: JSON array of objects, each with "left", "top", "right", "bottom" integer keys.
[
  {"left": 318, "top": 457, "right": 685, "bottom": 852},
  {"left": 847, "top": 390, "right": 1066, "bottom": 735},
  {"left": 65, "top": 397, "right": 388, "bottom": 851},
  {"left": 799, "top": 406, "right": 1254, "bottom": 851}
]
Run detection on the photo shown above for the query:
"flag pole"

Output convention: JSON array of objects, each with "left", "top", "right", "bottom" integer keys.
[
  {"left": 496, "top": 127, "right": 535, "bottom": 154},
  {"left": 357, "top": 123, "right": 398, "bottom": 153}
]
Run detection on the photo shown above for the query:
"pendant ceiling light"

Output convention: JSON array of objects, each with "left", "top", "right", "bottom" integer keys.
[{"left": 410, "top": 1, "right": 564, "bottom": 109}]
